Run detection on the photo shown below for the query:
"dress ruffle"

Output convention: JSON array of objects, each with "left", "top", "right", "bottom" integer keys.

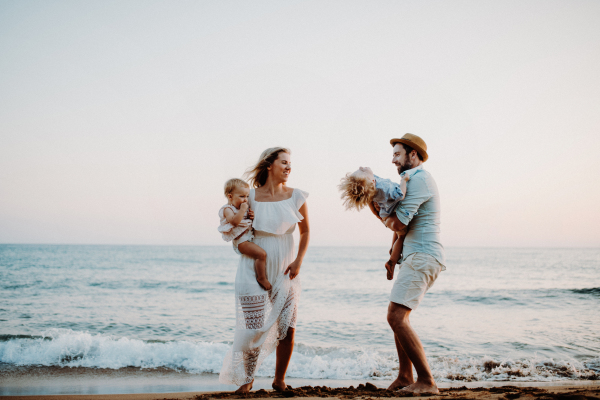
[{"left": 251, "top": 189, "right": 309, "bottom": 235}]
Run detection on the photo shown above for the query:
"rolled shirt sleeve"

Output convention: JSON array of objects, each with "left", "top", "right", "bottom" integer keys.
[{"left": 395, "top": 173, "right": 432, "bottom": 226}]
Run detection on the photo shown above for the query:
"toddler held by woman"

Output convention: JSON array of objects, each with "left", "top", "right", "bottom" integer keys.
[
  {"left": 218, "top": 178, "right": 271, "bottom": 291},
  {"left": 339, "top": 167, "right": 410, "bottom": 280}
]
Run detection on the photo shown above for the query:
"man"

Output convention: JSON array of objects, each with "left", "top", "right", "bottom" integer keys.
[{"left": 370, "top": 133, "right": 445, "bottom": 394}]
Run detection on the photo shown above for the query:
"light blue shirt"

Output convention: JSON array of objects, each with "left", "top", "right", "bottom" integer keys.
[
  {"left": 395, "top": 165, "right": 446, "bottom": 268},
  {"left": 373, "top": 175, "right": 405, "bottom": 219}
]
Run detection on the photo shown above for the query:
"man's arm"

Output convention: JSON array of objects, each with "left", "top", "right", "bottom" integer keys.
[{"left": 395, "top": 174, "right": 432, "bottom": 227}]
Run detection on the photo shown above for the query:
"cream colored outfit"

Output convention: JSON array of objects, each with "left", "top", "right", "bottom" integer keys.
[
  {"left": 219, "top": 188, "right": 308, "bottom": 386},
  {"left": 218, "top": 204, "right": 254, "bottom": 255}
]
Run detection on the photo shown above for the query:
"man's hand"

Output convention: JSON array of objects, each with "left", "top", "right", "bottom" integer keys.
[{"left": 373, "top": 202, "right": 381, "bottom": 212}]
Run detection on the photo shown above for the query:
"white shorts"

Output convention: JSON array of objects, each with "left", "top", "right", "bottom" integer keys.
[
  {"left": 390, "top": 252, "right": 443, "bottom": 310},
  {"left": 233, "top": 229, "right": 254, "bottom": 255}
]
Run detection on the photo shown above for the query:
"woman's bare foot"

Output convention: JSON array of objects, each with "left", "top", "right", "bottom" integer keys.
[
  {"left": 235, "top": 380, "right": 254, "bottom": 393},
  {"left": 257, "top": 278, "right": 272, "bottom": 291},
  {"left": 387, "top": 377, "right": 413, "bottom": 390},
  {"left": 403, "top": 381, "right": 439, "bottom": 394},
  {"left": 384, "top": 260, "right": 396, "bottom": 280},
  {"left": 272, "top": 380, "right": 289, "bottom": 392}
]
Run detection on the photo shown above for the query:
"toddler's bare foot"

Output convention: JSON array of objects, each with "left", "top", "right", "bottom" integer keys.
[
  {"left": 257, "top": 278, "right": 272, "bottom": 291},
  {"left": 385, "top": 260, "right": 395, "bottom": 280}
]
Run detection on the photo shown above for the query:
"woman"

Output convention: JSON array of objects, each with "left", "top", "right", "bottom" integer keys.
[{"left": 219, "top": 147, "right": 310, "bottom": 393}]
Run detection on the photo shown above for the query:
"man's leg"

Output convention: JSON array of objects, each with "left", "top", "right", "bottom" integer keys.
[
  {"left": 388, "top": 331, "right": 414, "bottom": 390},
  {"left": 387, "top": 302, "right": 438, "bottom": 394}
]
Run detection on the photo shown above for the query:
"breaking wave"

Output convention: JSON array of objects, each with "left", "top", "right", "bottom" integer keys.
[{"left": 0, "top": 329, "right": 598, "bottom": 382}]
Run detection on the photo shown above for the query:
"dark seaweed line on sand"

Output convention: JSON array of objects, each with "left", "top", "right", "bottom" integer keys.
[{"left": 192, "top": 384, "right": 600, "bottom": 400}]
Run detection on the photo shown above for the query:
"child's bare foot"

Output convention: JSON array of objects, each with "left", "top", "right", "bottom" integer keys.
[
  {"left": 257, "top": 278, "right": 272, "bottom": 291},
  {"left": 385, "top": 259, "right": 395, "bottom": 280}
]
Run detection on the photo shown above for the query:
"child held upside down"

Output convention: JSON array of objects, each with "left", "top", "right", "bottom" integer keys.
[{"left": 339, "top": 167, "right": 410, "bottom": 280}]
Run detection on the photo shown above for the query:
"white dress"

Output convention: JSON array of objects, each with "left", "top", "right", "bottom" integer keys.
[{"left": 219, "top": 188, "right": 308, "bottom": 386}]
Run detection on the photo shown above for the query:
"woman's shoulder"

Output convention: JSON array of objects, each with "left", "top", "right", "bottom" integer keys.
[{"left": 291, "top": 187, "right": 309, "bottom": 208}]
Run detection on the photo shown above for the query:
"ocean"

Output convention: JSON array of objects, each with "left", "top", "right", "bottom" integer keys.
[{"left": 1, "top": 245, "right": 599, "bottom": 395}]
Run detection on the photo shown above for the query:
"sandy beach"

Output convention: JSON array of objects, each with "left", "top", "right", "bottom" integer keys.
[{"left": 2, "top": 382, "right": 599, "bottom": 400}]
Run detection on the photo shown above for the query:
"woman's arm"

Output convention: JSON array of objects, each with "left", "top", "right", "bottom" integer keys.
[{"left": 285, "top": 202, "right": 310, "bottom": 280}]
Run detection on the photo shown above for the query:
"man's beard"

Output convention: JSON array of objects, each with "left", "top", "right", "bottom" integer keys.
[{"left": 396, "top": 159, "right": 413, "bottom": 175}]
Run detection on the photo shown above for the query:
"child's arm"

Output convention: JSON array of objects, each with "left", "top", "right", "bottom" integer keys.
[
  {"left": 398, "top": 174, "right": 410, "bottom": 200},
  {"left": 223, "top": 203, "right": 249, "bottom": 227}
]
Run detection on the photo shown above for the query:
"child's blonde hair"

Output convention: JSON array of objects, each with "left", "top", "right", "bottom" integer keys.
[
  {"left": 338, "top": 173, "right": 377, "bottom": 211},
  {"left": 224, "top": 178, "right": 249, "bottom": 197}
]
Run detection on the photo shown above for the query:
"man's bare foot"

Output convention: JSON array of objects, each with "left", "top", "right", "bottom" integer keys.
[
  {"left": 387, "top": 377, "right": 413, "bottom": 390},
  {"left": 272, "top": 380, "right": 290, "bottom": 392},
  {"left": 403, "top": 381, "right": 439, "bottom": 394},
  {"left": 235, "top": 380, "right": 254, "bottom": 393},
  {"left": 257, "top": 278, "right": 272, "bottom": 291},
  {"left": 385, "top": 260, "right": 396, "bottom": 280}
]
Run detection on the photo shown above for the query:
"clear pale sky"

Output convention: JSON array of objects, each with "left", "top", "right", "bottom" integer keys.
[{"left": 1, "top": 0, "right": 599, "bottom": 247}]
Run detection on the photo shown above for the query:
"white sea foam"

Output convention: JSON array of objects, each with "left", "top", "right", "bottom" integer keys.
[{"left": 0, "top": 329, "right": 598, "bottom": 382}]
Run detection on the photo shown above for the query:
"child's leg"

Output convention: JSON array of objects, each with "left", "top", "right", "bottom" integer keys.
[
  {"left": 237, "top": 241, "right": 271, "bottom": 291},
  {"left": 389, "top": 231, "right": 398, "bottom": 256},
  {"left": 383, "top": 214, "right": 408, "bottom": 235},
  {"left": 383, "top": 215, "right": 407, "bottom": 280},
  {"left": 384, "top": 233, "right": 405, "bottom": 281},
  {"left": 390, "top": 233, "right": 405, "bottom": 263}
]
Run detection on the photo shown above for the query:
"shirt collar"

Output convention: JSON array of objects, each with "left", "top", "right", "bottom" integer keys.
[{"left": 400, "top": 164, "right": 423, "bottom": 178}]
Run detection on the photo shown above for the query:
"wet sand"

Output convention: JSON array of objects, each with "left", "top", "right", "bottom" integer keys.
[{"left": 2, "top": 382, "right": 599, "bottom": 400}]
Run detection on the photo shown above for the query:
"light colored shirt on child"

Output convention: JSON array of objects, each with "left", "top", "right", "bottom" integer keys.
[
  {"left": 373, "top": 175, "right": 406, "bottom": 219},
  {"left": 218, "top": 204, "right": 252, "bottom": 242}
]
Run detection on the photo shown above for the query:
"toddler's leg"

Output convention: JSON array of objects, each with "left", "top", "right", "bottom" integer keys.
[
  {"left": 385, "top": 234, "right": 405, "bottom": 280},
  {"left": 383, "top": 214, "right": 408, "bottom": 235},
  {"left": 383, "top": 215, "right": 407, "bottom": 280},
  {"left": 237, "top": 242, "right": 271, "bottom": 291},
  {"left": 388, "top": 231, "right": 398, "bottom": 256}
]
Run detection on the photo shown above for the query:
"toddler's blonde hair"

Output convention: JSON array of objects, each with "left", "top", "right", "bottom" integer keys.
[
  {"left": 224, "top": 178, "right": 249, "bottom": 197},
  {"left": 338, "top": 173, "right": 377, "bottom": 211}
]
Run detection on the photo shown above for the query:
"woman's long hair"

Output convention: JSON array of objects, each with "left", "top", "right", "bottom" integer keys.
[{"left": 244, "top": 147, "right": 290, "bottom": 188}]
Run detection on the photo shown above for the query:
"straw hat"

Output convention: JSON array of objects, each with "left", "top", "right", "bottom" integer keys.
[{"left": 390, "top": 133, "right": 428, "bottom": 162}]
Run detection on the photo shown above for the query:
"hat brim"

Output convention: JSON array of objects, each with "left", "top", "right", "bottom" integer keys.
[{"left": 390, "top": 139, "right": 428, "bottom": 162}]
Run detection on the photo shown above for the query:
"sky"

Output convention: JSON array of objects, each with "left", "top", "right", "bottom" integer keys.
[{"left": 1, "top": 0, "right": 599, "bottom": 247}]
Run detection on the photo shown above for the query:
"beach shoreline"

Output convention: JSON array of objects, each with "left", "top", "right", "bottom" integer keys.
[{"left": 1, "top": 382, "right": 598, "bottom": 400}]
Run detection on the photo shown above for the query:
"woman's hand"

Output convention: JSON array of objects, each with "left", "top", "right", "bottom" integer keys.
[
  {"left": 247, "top": 209, "right": 255, "bottom": 220},
  {"left": 284, "top": 259, "right": 301, "bottom": 280}
]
